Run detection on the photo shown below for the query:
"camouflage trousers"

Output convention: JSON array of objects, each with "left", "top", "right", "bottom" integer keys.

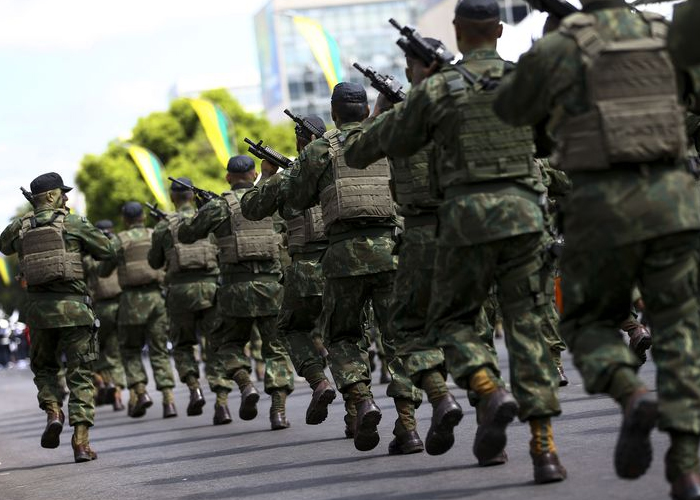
[
  {"left": 118, "top": 290, "right": 175, "bottom": 391},
  {"left": 31, "top": 325, "right": 98, "bottom": 426},
  {"left": 427, "top": 232, "right": 561, "bottom": 421},
  {"left": 560, "top": 231, "right": 700, "bottom": 434},
  {"left": 277, "top": 255, "right": 326, "bottom": 382},
  {"left": 321, "top": 271, "right": 422, "bottom": 405},
  {"left": 94, "top": 299, "right": 126, "bottom": 388}
]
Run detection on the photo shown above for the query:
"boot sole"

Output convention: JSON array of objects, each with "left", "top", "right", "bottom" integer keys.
[
  {"left": 615, "top": 398, "right": 658, "bottom": 479},
  {"left": 74, "top": 453, "right": 98, "bottom": 463},
  {"left": 534, "top": 465, "right": 567, "bottom": 484},
  {"left": 130, "top": 399, "right": 153, "bottom": 419},
  {"left": 473, "top": 400, "right": 518, "bottom": 463},
  {"left": 354, "top": 408, "right": 382, "bottom": 451},
  {"left": 306, "top": 388, "right": 337, "bottom": 425},
  {"left": 187, "top": 398, "right": 206, "bottom": 416},
  {"left": 239, "top": 392, "right": 260, "bottom": 421},
  {"left": 425, "top": 406, "right": 463, "bottom": 456},
  {"left": 41, "top": 421, "right": 63, "bottom": 449},
  {"left": 389, "top": 439, "right": 425, "bottom": 455}
]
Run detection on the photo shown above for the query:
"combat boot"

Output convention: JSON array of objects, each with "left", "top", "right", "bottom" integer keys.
[
  {"left": 379, "top": 362, "right": 391, "bottom": 385},
  {"left": 187, "top": 387, "right": 206, "bottom": 416},
  {"left": 557, "top": 366, "right": 569, "bottom": 387},
  {"left": 425, "top": 393, "right": 463, "bottom": 456},
  {"left": 239, "top": 384, "right": 260, "bottom": 421},
  {"left": 671, "top": 473, "right": 700, "bottom": 500},
  {"left": 388, "top": 398, "right": 423, "bottom": 455},
  {"left": 615, "top": 389, "right": 658, "bottom": 479},
  {"left": 105, "top": 382, "right": 117, "bottom": 405},
  {"left": 162, "top": 388, "right": 177, "bottom": 419},
  {"left": 112, "top": 388, "right": 125, "bottom": 412},
  {"left": 529, "top": 418, "right": 567, "bottom": 484},
  {"left": 40, "top": 403, "right": 64, "bottom": 449},
  {"left": 666, "top": 432, "right": 700, "bottom": 499},
  {"left": 472, "top": 386, "right": 518, "bottom": 464},
  {"left": 130, "top": 385, "right": 153, "bottom": 418},
  {"left": 306, "top": 380, "right": 336, "bottom": 425},
  {"left": 270, "top": 390, "right": 290, "bottom": 430},
  {"left": 72, "top": 424, "right": 97, "bottom": 463},
  {"left": 344, "top": 398, "right": 356, "bottom": 439},
  {"left": 354, "top": 399, "right": 382, "bottom": 452},
  {"left": 213, "top": 403, "right": 233, "bottom": 425},
  {"left": 622, "top": 319, "right": 652, "bottom": 364}
]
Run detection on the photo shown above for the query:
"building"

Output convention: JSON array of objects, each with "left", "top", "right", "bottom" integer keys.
[
  {"left": 254, "top": 0, "right": 417, "bottom": 123},
  {"left": 168, "top": 73, "right": 265, "bottom": 114}
]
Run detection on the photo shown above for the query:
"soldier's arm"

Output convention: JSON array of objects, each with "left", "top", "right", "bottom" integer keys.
[
  {"left": 98, "top": 237, "right": 120, "bottom": 277},
  {"left": 282, "top": 140, "right": 328, "bottom": 211},
  {"left": 147, "top": 221, "right": 169, "bottom": 270},
  {"left": 542, "top": 161, "right": 572, "bottom": 197},
  {"left": 67, "top": 215, "right": 115, "bottom": 261},
  {"left": 0, "top": 218, "right": 21, "bottom": 256},
  {"left": 178, "top": 198, "right": 228, "bottom": 244},
  {"left": 240, "top": 174, "right": 282, "bottom": 221}
]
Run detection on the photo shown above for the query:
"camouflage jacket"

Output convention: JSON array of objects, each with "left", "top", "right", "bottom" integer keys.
[
  {"left": 148, "top": 203, "right": 218, "bottom": 312},
  {"left": 282, "top": 122, "right": 398, "bottom": 279},
  {"left": 344, "top": 49, "right": 545, "bottom": 246},
  {"left": 0, "top": 207, "right": 114, "bottom": 329},
  {"left": 493, "top": 2, "right": 700, "bottom": 249}
]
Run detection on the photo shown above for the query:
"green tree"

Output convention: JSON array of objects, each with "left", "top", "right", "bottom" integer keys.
[{"left": 76, "top": 90, "right": 297, "bottom": 226}]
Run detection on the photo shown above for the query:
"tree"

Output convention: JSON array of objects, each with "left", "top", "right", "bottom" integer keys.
[{"left": 75, "top": 90, "right": 297, "bottom": 226}]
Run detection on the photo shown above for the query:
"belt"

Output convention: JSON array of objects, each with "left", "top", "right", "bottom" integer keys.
[
  {"left": 291, "top": 250, "right": 325, "bottom": 262},
  {"left": 443, "top": 181, "right": 541, "bottom": 205},
  {"left": 327, "top": 227, "right": 393, "bottom": 244},
  {"left": 403, "top": 213, "right": 438, "bottom": 229},
  {"left": 221, "top": 273, "right": 280, "bottom": 284},
  {"left": 29, "top": 293, "right": 92, "bottom": 305}
]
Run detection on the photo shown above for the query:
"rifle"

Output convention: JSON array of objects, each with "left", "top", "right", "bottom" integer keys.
[
  {"left": 146, "top": 202, "right": 168, "bottom": 221},
  {"left": 388, "top": 18, "right": 497, "bottom": 90},
  {"left": 284, "top": 109, "right": 326, "bottom": 140},
  {"left": 167, "top": 177, "right": 222, "bottom": 206},
  {"left": 244, "top": 138, "right": 294, "bottom": 170},
  {"left": 20, "top": 187, "right": 34, "bottom": 207},
  {"left": 523, "top": 0, "right": 578, "bottom": 19},
  {"left": 352, "top": 63, "right": 406, "bottom": 104}
]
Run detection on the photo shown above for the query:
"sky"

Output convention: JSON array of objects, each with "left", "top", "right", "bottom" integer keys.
[{"left": 0, "top": 0, "right": 269, "bottom": 224}]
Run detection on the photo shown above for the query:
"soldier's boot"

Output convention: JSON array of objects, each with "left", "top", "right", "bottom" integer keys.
[
  {"left": 185, "top": 376, "right": 206, "bottom": 417},
  {"left": 72, "top": 423, "right": 97, "bottom": 463},
  {"left": 130, "top": 383, "right": 153, "bottom": 418},
  {"left": 105, "top": 382, "right": 117, "bottom": 405},
  {"left": 621, "top": 318, "right": 652, "bottom": 364},
  {"left": 305, "top": 376, "right": 336, "bottom": 425},
  {"left": 529, "top": 417, "right": 567, "bottom": 484},
  {"left": 213, "top": 392, "right": 232, "bottom": 426},
  {"left": 552, "top": 353, "right": 569, "bottom": 387},
  {"left": 379, "top": 361, "right": 391, "bottom": 385},
  {"left": 233, "top": 369, "right": 260, "bottom": 421},
  {"left": 344, "top": 396, "right": 357, "bottom": 439},
  {"left": 112, "top": 387, "right": 125, "bottom": 412},
  {"left": 41, "top": 401, "right": 64, "bottom": 449},
  {"left": 388, "top": 398, "right": 424, "bottom": 455},
  {"left": 667, "top": 432, "right": 700, "bottom": 500},
  {"left": 162, "top": 388, "right": 178, "bottom": 419},
  {"left": 610, "top": 368, "right": 658, "bottom": 479},
  {"left": 470, "top": 368, "right": 518, "bottom": 464},
  {"left": 270, "top": 390, "right": 290, "bottom": 430},
  {"left": 348, "top": 382, "right": 381, "bottom": 452},
  {"left": 422, "top": 370, "right": 463, "bottom": 456},
  {"left": 368, "top": 349, "right": 377, "bottom": 374},
  {"left": 93, "top": 374, "right": 107, "bottom": 406}
]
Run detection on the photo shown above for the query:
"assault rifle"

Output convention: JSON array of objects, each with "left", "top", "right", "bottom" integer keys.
[
  {"left": 389, "top": 19, "right": 497, "bottom": 90},
  {"left": 284, "top": 109, "right": 326, "bottom": 140},
  {"left": 353, "top": 63, "right": 406, "bottom": 104},
  {"left": 146, "top": 202, "right": 168, "bottom": 221},
  {"left": 167, "top": 177, "right": 222, "bottom": 207},
  {"left": 523, "top": 0, "right": 578, "bottom": 19},
  {"left": 20, "top": 187, "right": 34, "bottom": 207},
  {"left": 244, "top": 138, "right": 294, "bottom": 170}
]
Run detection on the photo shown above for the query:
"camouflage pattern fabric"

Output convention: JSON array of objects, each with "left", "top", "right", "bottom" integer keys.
[{"left": 93, "top": 299, "right": 126, "bottom": 388}]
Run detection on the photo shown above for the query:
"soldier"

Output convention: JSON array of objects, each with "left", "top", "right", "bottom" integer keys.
[
  {"left": 494, "top": 0, "right": 700, "bottom": 496},
  {"left": 282, "top": 83, "right": 423, "bottom": 454},
  {"left": 178, "top": 155, "right": 295, "bottom": 430},
  {"left": 0, "top": 172, "right": 114, "bottom": 462},
  {"left": 148, "top": 178, "right": 233, "bottom": 424},
  {"left": 240, "top": 116, "right": 338, "bottom": 427},
  {"left": 343, "top": 0, "right": 565, "bottom": 482},
  {"left": 99, "top": 202, "right": 177, "bottom": 419},
  {"left": 669, "top": 0, "right": 700, "bottom": 68},
  {"left": 83, "top": 219, "right": 126, "bottom": 411}
]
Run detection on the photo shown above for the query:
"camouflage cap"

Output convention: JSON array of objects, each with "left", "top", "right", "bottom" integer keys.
[{"left": 227, "top": 155, "right": 255, "bottom": 173}]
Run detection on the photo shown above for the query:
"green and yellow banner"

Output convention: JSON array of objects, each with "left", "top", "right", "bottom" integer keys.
[
  {"left": 0, "top": 257, "right": 11, "bottom": 286},
  {"left": 293, "top": 16, "right": 344, "bottom": 91},
  {"left": 189, "top": 98, "right": 235, "bottom": 168},
  {"left": 125, "top": 145, "right": 172, "bottom": 210}
]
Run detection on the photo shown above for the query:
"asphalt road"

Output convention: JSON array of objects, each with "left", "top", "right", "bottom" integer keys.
[{"left": 0, "top": 340, "right": 671, "bottom": 500}]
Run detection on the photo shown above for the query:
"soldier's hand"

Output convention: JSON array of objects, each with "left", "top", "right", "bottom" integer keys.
[
  {"left": 261, "top": 159, "right": 278, "bottom": 179},
  {"left": 371, "top": 93, "right": 393, "bottom": 118}
]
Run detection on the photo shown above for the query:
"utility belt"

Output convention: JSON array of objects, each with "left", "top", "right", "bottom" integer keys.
[
  {"left": 220, "top": 272, "right": 280, "bottom": 285},
  {"left": 327, "top": 227, "right": 393, "bottom": 245},
  {"left": 443, "top": 181, "right": 541, "bottom": 206},
  {"left": 403, "top": 213, "right": 438, "bottom": 230},
  {"left": 28, "top": 292, "right": 92, "bottom": 306}
]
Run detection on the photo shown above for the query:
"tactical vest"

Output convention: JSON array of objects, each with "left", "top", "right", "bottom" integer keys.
[
  {"left": 438, "top": 61, "right": 535, "bottom": 189},
  {"left": 390, "top": 146, "right": 440, "bottom": 209},
  {"left": 116, "top": 228, "right": 162, "bottom": 288},
  {"left": 320, "top": 129, "right": 395, "bottom": 230},
  {"left": 18, "top": 210, "right": 84, "bottom": 286},
  {"left": 88, "top": 268, "right": 121, "bottom": 301},
  {"left": 216, "top": 191, "right": 280, "bottom": 264},
  {"left": 557, "top": 12, "right": 686, "bottom": 170},
  {"left": 287, "top": 206, "right": 327, "bottom": 254},
  {"left": 165, "top": 214, "right": 218, "bottom": 276}
]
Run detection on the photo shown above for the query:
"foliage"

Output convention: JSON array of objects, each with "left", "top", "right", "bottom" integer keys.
[{"left": 75, "top": 89, "right": 297, "bottom": 227}]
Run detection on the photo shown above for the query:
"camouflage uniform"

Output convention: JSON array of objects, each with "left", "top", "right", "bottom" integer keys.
[
  {"left": 148, "top": 203, "right": 232, "bottom": 395},
  {"left": 494, "top": 0, "right": 700, "bottom": 484},
  {"left": 178, "top": 185, "right": 294, "bottom": 397},
  {"left": 240, "top": 172, "right": 328, "bottom": 386},
  {"left": 0, "top": 208, "right": 115, "bottom": 427},
  {"left": 99, "top": 224, "right": 175, "bottom": 394},
  {"left": 669, "top": 0, "right": 700, "bottom": 68}
]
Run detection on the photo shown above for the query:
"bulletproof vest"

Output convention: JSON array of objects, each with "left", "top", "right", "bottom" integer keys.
[
  {"left": 557, "top": 12, "right": 686, "bottom": 170},
  {"left": 287, "top": 206, "right": 327, "bottom": 254},
  {"left": 88, "top": 268, "right": 121, "bottom": 301},
  {"left": 116, "top": 228, "right": 163, "bottom": 287},
  {"left": 437, "top": 61, "right": 535, "bottom": 189},
  {"left": 390, "top": 145, "right": 440, "bottom": 208},
  {"left": 18, "top": 210, "right": 85, "bottom": 286},
  {"left": 216, "top": 191, "right": 280, "bottom": 264},
  {"left": 165, "top": 214, "right": 218, "bottom": 276},
  {"left": 320, "top": 129, "right": 395, "bottom": 230}
]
